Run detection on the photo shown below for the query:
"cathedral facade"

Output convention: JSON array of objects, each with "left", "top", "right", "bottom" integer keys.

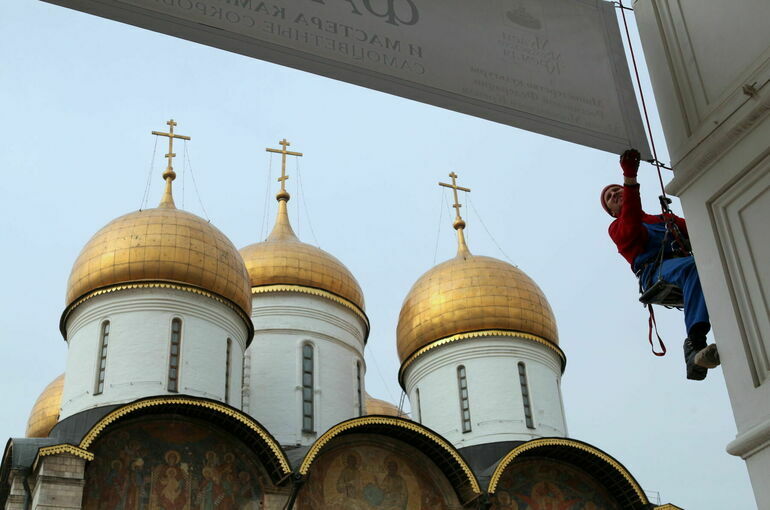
[{"left": 1, "top": 127, "right": 678, "bottom": 510}]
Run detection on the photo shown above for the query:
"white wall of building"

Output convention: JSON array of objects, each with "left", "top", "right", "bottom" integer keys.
[
  {"left": 245, "top": 292, "right": 367, "bottom": 446},
  {"left": 403, "top": 336, "right": 566, "bottom": 449},
  {"left": 634, "top": 2, "right": 770, "bottom": 506},
  {"left": 60, "top": 288, "right": 249, "bottom": 419}
]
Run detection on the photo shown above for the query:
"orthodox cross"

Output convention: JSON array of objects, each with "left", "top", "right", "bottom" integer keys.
[
  {"left": 266, "top": 139, "right": 303, "bottom": 194},
  {"left": 439, "top": 172, "right": 471, "bottom": 223},
  {"left": 151, "top": 119, "right": 191, "bottom": 177}
]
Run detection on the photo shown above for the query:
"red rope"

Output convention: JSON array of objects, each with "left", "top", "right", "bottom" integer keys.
[{"left": 647, "top": 304, "right": 667, "bottom": 356}]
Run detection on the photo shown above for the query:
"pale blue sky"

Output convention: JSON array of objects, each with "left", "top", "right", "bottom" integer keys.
[{"left": 0, "top": 1, "right": 755, "bottom": 508}]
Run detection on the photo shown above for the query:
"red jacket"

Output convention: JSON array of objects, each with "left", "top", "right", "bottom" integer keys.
[{"left": 609, "top": 184, "right": 688, "bottom": 267}]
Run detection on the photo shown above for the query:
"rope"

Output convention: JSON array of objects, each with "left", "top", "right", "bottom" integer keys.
[
  {"left": 182, "top": 142, "right": 210, "bottom": 221},
  {"left": 433, "top": 188, "right": 445, "bottom": 264},
  {"left": 140, "top": 137, "right": 159, "bottom": 210},
  {"left": 617, "top": 0, "right": 668, "bottom": 204},
  {"left": 369, "top": 351, "right": 397, "bottom": 404},
  {"left": 260, "top": 154, "right": 273, "bottom": 240},
  {"left": 439, "top": 189, "right": 456, "bottom": 251},
  {"left": 296, "top": 168, "right": 301, "bottom": 238},
  {"left": 181, "top": 140, "right": 186, "bottom": 210},
  {"left": 468, "top": 196, "right": 515, "bottom": 265},
  {"left": 296, "top": 157, "right": 320, "bottom": 246},
  {"left": 442, "top": 188, "right": 454, "bottom": 219}
]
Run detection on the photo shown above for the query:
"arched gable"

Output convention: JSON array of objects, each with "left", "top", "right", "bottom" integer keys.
[
  {"left": 79, "top": 396, "right": 290, "bottom": 485},
  {"left": 299, "top": 416, "right": 480, "bottom": 506},
  {"left": 488, "top": 438, "right": 649, "bottom": 509}
]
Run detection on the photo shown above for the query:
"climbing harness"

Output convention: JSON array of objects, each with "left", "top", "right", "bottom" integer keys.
[{"left": 637, "top": 196, "right": 690, "bottom": 308}]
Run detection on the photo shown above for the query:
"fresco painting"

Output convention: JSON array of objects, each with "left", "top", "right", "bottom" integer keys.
[
  {"left": 82, "top": 416, "right": 265, "bottom": 510},
  {"left": 298, "top": 440, "right": 452, "bottom": 510},
  {"left": 492, "top": 458, "right": 620, "bottom": 510}
]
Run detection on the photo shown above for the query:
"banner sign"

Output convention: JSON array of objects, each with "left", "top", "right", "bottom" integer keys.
[{"left": 45, "top": 0, "right": 652, "bottom": 158}]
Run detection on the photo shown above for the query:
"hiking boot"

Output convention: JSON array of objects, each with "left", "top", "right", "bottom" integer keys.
[
  {"left": 694, "top": 343, "right": 720, "bottom": 369},
  {"left": 684, "top": 338, "right": 708, "bottom": 381}
]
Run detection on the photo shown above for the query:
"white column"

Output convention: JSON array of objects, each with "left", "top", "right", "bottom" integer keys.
[
  {"left": 60, "top": 288, "right": 248, "bottom": 419},
  {"left": 246, "top": 292, "right": 367, "bottom": 446},
  {"left": 403, "top": 336, "right": 565, "bottom": 449}
]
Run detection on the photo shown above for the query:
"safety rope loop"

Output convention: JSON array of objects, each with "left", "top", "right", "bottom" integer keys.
[{"left": 647, "top": 304, "right": 667, "bottom": 356}]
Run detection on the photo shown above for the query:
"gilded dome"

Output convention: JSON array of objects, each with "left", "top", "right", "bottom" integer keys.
[
  {"left": 26, "top": 374, "right": 64, "bottom": 438},
  {"left": 240, "top": 198, "right": 365, "bottom": 313},
  {"left": 365, "top": 393, "right": 408, "bottom": 418},
  {"left": 64, "top": 171, "right": 252, "bottom": 322},
  {"left": 397, "top": 230, "right": 558, "bottom": 364}
]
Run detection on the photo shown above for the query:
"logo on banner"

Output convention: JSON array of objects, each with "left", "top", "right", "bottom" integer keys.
[
  {"left": 506, "top": 5, "right": 542, "bottom": 30},
  {"left": 310, "top": 0, "right": 420, "bottom": 26}
]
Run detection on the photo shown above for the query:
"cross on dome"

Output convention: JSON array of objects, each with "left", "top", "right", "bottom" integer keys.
[
  {"left": 151, "top": 119, "right": 191, "bottom": 208},
  {"left": 266, "top": 138, "right": 303, "bottom": 201},
  {"left": 439, "top": 171, "right": 472, "bottom": 257},
  {"left": 439, "top": 171, "right": 471, "bottom": 230}
]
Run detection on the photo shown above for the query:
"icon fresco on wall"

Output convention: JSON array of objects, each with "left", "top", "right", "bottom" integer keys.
[
  {"left": 82, "top": 415, "right": 265, "bottom": 510},
  {"left": 298, "top": 440, "right": 452, "bottom": 510},
  {"left": 492, "top": 458, "right": 620, "bottom": 509}
]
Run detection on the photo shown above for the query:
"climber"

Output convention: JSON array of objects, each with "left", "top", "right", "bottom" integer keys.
[{"left": 601, "top": 149, "right": 720, "bottom": 380}]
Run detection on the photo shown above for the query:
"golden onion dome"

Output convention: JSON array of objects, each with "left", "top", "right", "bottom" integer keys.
[
  {"left": 62, "top": 141, "right": 252, "bottom": 333},
  {"left": 26, "top": 374, "right": 64, "bottom": 438},
  {"left": 240, "top": 187, "right": 366, "bottom": 318},
  {"left": 365, "top": 393, "right": 409, "bottom": 418},
  {"left": 397, "top": 181, "right": 559, "bottom": 372}
]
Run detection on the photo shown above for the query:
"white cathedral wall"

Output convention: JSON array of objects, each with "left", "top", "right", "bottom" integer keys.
[
  {"left": 403, "top": 336, "right": 566, "bottom": 449},
  {"left": 246, "top": 291, "right": 367, "bottom": 446},
  {"left": 634, "top": 1, "right": 770, "bottom": 506},
  {"left": 60, "top": 288, "right": 249, "bottom": 420}
]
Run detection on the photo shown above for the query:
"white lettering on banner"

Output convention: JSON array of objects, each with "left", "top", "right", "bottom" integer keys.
[{"left": 42, "top": 0, "right": 651, "bottom": 157}]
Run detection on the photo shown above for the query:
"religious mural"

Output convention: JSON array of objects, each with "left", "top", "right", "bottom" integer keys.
[
  {"left": 492, "top": 458, "right": 620, "bottom": 510},
  {"left": 82, "top": 415, "right": 265, "bottom": 510},
  {"left": 297, "top": 437, "right": 455, "bottom": 510}
]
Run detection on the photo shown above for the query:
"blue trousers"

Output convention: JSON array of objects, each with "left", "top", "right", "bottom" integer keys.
[{"left": 641, "top": 256, "right": 710, "bottom": 337}]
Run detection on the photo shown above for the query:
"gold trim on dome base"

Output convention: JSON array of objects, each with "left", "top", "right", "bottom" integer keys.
[
  {"left": 37, "top": 444, "right": 94, "bottom": 462},
  {"left": 398, "top": 329, "right": 566, "bottom": 387},
  {"left": 298, "top": 416, "right": 481, "bottom": 497},
  {"left": 60, "top": 281, "right": 254, "bottom": 342},
  {"left": 79, "top": 397, "right": 290, "bottom": 476},
  {"left": 252, "top": 284, "right": 370, "bottom": 339},
  {"left": 487, "top": 438, "right": 648, "bottom": 504}
]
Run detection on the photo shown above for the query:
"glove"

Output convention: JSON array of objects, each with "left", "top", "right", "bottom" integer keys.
[{"left": 620, "top": 149, "right": 641, "bottom": 178}]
